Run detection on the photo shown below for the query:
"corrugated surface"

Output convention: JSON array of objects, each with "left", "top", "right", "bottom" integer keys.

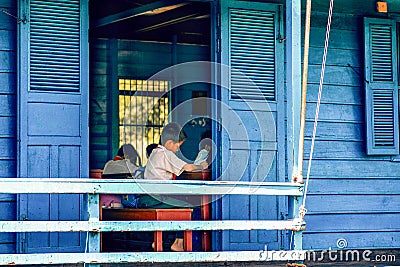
[
  {"left": 371, "top": 25, "right": 393, "bottom": 82},
  {"left": 372, "top": 90, "right": 395, "bottom": 146},
  {"left": 30, "top": 0, "right": 80, "bottom": 92},
  {"left": 230, "top": 9, "right": 276, "bottom": 101}
]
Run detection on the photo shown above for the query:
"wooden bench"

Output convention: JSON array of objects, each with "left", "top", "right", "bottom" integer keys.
[{"left": 102, "top": 208, "right": 193, "bottom": 251}]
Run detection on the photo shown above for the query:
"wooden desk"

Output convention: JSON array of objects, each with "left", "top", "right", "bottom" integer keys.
[{"left": 102, "top": 208, "right": 193, "bottom": 252}]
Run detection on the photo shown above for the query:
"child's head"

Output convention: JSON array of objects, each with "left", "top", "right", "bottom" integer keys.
[
  {"left": 199, "top": 138, "right": 212, "bottom": 151},
  {"left": 146, "top": 143, "right": 158, "bottom": 158},
  {"left": 117, "top": 144, "right": 141, "bottom": 166},
  {"left": 161, "top": 122, "right": 187, "bottom": 153}
]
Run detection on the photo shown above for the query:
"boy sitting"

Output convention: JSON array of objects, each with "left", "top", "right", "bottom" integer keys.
[{"left": 139, "top": 122, "right": 208, "bottom": 251}]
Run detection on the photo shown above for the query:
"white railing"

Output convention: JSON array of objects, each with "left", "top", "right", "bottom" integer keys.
[{"left": 0, "top": 178, "right": 305, "bottom": 266}]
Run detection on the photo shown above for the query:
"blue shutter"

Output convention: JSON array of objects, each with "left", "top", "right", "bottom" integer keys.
[
  {"left": 230, "top": 9, "right": 276, "bottom": 100},
  {"left": 17, "top": 0, "right": 89, "bottom": 253},
  {"left": 30, "top": 0, "right": 80, "bottom": 92},
  {"left": 364, "top": 18, "right": 399, "bottom": 155}
]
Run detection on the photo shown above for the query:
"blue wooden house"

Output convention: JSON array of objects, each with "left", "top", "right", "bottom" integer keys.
[{"left": 1, "top": 0, "right": 400, "bottom": 257}]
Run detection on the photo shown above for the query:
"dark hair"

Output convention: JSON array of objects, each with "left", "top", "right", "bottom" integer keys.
[
  {"left": 117, "top": 144, "right": 142, "bottom": 166},
  {"left": 146, "top": 143, "right": 158, "bottom": 158},
  {"left": 160, "top": 122, "right": 187, "bottom": 145}
]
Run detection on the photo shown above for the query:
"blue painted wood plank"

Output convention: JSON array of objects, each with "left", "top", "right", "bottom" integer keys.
[
  {"left": 0, "top": 233, "right": 15, "bottom": 243},
  {"left": 308, "top": 28, "right": 359, "bottom": 50},
  {"left": 0, "top": 194, "right": 15, "bottom": 201},
  {"left": 0, "top": 94, "right": 15, "bottom": 116},
  {"left": 0, "top": 51, "right": 15, "bottom": 72},
  {"left": 0, "top": 243, "right": 15, "bottom": 254},
  {"left": 306, "top": 213, "right": 400, "bottom": 232},
  {"left": 0, "top": 13, "right": 16, "bottom": 30},
  {"left": 305, "top": 85, "right": 362, "bottom": 105},
  {"left": 307, "top": 65, "right": 362, "bottom": 86},
  {"left": 0, "top": 73, "right": 16, "bottom": 93},
  {"left": 0, "top": 0, "right": 16, "bottom": 8},
  {"left": 307, "top": 195, "right": 400, "bottom": 213},
  {"left": 303, "top": 140, "right": 365, "bottom": 159},
  {"left": 304, "top": 231, "right": 400, "bottom": 250},
  {"left": 303, "top": 159, "right": 400, "bottom": 178},
  {"left": 0, "top": 160, "right": 16, "bottom": 177},
  {"left": 305, "top": 103, "right": 363, "bottom": 122},
  {"left": 304, "top": 121, "right": 364, "bottom": 142},
  {"left": 309, "top": 12, "right": 361, "bottom": 31},
  {"left": 308, "top": 47, "right": 362, "bottom": 67},
  {"left": 0, "top": 138, "right": 16, "bottom": 159},
  {"left": 308, "top": 178, "right": 400, "bottom": 195},
  {"left": 0, "top": 201, "right": 15, "bottom": 220},
  {"left": 0, "top": 30, "right": 16, "bottom": 50}
]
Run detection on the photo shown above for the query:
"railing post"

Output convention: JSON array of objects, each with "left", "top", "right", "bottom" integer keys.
[
  {"left": 86, "top": 193, "right": 100, "bottom": 267},
  {"left": 290, "top": 195, "right": 303, "bottom": 251}
]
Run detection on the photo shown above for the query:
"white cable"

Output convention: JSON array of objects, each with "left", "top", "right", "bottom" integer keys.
[{"left": 302, "top": 0, "right": 334, "bottom": 209}]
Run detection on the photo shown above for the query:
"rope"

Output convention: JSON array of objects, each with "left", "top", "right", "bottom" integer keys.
[{"left": 300, "top": 0, "right": 334, "bottom": 217}]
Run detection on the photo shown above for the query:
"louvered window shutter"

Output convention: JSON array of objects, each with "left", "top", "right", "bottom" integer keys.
[
  {"left": 30, "top": 0, "right": 80, "bottom": 92},
  {"left": 364, "top": 18, "right": 399, "bottom": 155},
  {"left": 230, "top": 9, "right": 277, "bottom": 101}
]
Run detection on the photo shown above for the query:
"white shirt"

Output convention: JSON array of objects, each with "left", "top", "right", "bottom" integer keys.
[{"left": 144, "top": 145, "right": 186, "bottom": 180}]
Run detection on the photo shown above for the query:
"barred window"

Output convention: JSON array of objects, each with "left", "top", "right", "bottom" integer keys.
[{"left": 119, "top": 79, "right": 170, "bottom": 164}]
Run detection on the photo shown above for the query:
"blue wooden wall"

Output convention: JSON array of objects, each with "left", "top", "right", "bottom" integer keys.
[
  {"left": 299, "top": 1, "right": 400, "bottom": 250},
  {"left": 89, "top": 39, "right": 210, "bottom": 170},
  {"left": 0, "top": 0, "right": 17, "bottom": 253},
  {"left": 0, "top": 0, "right": 398, "bottom": 254}
]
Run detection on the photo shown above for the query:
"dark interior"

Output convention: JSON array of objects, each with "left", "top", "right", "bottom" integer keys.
[{"left": 89, "top": 0, "right": 211, "bottom": 45}]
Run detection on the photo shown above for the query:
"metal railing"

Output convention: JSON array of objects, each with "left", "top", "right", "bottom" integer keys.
[{"left": 0, "top": 178, "right": 305, "bottom": 266}]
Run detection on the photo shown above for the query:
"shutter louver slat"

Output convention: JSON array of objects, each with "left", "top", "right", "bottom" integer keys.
[
  {"left": 373, "top": 91, "right": 395, "bottom": 146},
  {"left": 371, "top": 26, "right": 393, "bottom": 82},
  {"left": 30, "top": 0, "right": 80, "bottom": 92},
  {"left": 230, "top": 9, "right": 276, "bottom": 101}
]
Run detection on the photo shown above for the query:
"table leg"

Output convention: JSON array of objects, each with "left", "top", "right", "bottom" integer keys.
[
  {"left": 184, "top": 230, "right": 192, "bottom": 251},
  {"left": 154, "top": 231, "right": 163, "bottom": 251},
  {"left": 201, "top": 195, "right": 211, "bottom": 251}
]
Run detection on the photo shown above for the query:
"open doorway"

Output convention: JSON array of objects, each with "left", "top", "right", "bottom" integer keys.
[
  {"left": 88, "top": 0, "right": 213, "bottom": 252},
  {"left": 88, "top": 0, "right": 212, "bottom": 169}
]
